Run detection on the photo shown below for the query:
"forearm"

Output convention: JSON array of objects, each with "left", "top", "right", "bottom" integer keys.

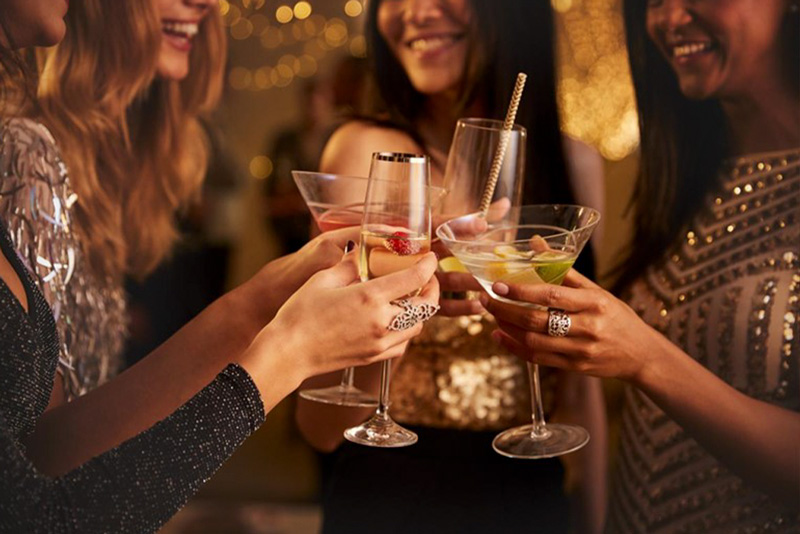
[
  {"left": 636, "top": 335, "right": 800, "bottom": 509},
  {"left": 555, "top": 374, "right": 608, "bottom": 534},
  {"left": 25, "top": 287, "right": 264, "bottom": 476},
  {"left": 295, "top": 364, "right": 383, "bottom": 452}
]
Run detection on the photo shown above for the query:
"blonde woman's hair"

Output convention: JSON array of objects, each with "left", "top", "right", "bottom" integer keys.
[{"left": 36, "top": 0, "right": 226, "bottom": 279}]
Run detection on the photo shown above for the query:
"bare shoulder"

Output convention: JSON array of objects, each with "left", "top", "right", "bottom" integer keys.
[{"left": 320, "top": 120, "right": 423, "bottom": 177}]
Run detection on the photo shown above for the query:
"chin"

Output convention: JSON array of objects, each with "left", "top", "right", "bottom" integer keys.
[
  {"left": 37, "top": 21, "right": 67, "bottom": 47},
  {"left": 157, "top": 63, "right": 190, "bottom": 81}
]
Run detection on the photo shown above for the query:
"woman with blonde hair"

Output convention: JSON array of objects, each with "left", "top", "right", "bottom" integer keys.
[
  {"left": 0, "top": 1, "right": 441, "bottom": 531},
  {"left": 1, "top": 0, "right": 226, "bottom": 398}
]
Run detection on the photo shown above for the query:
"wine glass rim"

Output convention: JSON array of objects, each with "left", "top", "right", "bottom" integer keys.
[
  {"left": 373, "top": 152, "right": 429, "bottom": 163},
  {"left": 292, "top": 169, "right": 445, "bottom": 194},
  {"left": 456, "top": 117, "right": 526, "bottom": 134},
  {"left": 436, "top": 205, "right": 601, "bottom": 244}
]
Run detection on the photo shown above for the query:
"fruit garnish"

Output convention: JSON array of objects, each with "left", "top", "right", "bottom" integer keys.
[
  {"left": 439, "top": 256, "right": 468, "bottom": 273},
  {"left": 534, "top": 259, "right": 575, "bottom": 285},
  {"left": 499, "top": 267, "right": 544, "bottom": 286},
  {"left": 493, "top": 245, "right": 525, "bottom": 258},
  {"left": 487, "top": 261, "right": 511, "bottom": 280},
  {"left": 385, "top": 231, "right": 421, "bottom": 256}
]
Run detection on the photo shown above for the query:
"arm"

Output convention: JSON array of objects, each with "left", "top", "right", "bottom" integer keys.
[
  {"left": 483, "top": 271, "right": 800, "bottom": 510},
  {"left": 22, "top": 227, "right": 360, "bottom": 476},
  {"left": 563, "top": 136, "right": 605, "bottom": 252}
]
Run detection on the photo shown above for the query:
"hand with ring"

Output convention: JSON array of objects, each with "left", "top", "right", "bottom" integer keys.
[{"left": 479, "top": 269, "right": 667, "bottom": 382}]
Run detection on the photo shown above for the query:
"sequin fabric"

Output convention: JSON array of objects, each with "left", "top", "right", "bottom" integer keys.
[
  {"left": 390, "top": 313, "right": 556, "bottom": 430},
  {"left": 607, "top": 149, "right": 800, "bottom": 534},
  {"left": 0, "top": 220, "right": 266, "bottom": 534},
  {"left": 0, "top": 118, "right": 127, "bottom": 398}
]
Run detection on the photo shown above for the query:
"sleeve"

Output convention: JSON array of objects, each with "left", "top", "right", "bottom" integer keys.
[
  {"left": 0, "top": 364, "right": 266, "bottom": 534},
  {"left": 0, "top": 119, "right": 81, "bottom": 388}
]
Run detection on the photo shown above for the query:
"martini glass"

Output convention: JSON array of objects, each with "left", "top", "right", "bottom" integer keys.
[
  {"left": 437, "top": 205, "right": 600, "bottom": 458},
  {"left": 291, "top": 171, "right": 378, "bottom": 408}
]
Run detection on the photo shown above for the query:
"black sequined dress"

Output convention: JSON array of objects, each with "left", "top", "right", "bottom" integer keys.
[{"left": 0, "top": 222, "right": 265, "bottom": 534}]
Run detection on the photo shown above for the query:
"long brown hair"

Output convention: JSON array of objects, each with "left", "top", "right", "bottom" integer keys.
[
  {"left": 613, "top": 0, "right": 800, "bottom": 293},
  {"left": 364, "top": 0, "right": 575, "bottom": 206},
  {"left": 36, "top": 0, "right": 226, "bottom": 280}
]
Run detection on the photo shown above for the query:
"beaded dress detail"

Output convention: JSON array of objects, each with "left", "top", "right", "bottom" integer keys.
[
  {"left": 607, "top": 149, "right": 800, "bottom": 534},
  {"left": 0, "top": 118, "right": 126, "bottom": 398}
]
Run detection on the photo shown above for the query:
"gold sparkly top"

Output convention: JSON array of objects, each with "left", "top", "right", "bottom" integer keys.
[
  {"left": 607, "top": 149, "right": 800, "bottom": 534},
  {"left": 390, "top": 312, "right": 557, "bottom": 431},
  {"left": 0, "top": 119, "right": 127, "bottom": 398}
]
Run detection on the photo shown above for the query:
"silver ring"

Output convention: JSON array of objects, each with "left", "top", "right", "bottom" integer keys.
[
  {"left": 547, "top": 308, "right": 571, "bottom": 337},
  {"left": 388, "top": 299, "right": 440, "bottom": 331}
]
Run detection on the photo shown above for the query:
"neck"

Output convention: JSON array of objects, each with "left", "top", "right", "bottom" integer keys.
[
  {"left": 720, "top": 80, "right": 800, "bottom": 156},
  {"left": 417, "top": 92, "right": 486, "bottom": 155}
]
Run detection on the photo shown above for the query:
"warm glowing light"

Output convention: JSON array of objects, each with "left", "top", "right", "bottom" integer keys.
[
  {"left": 222, "top": 4, "right": 241, "bottom": 27},
  {"left": 250, "top": 156, "right": 273, "bottom": 179},
  {"left": 349, "top": 35, "right": 367, "bottom": 57},
  {"left": 254, "top": 67, "right": 273, "bottom": 89},
  {"left": 250, "top": 14, "right": 270, "bottom": 35},
  {"left": 279, "top": 54, "right": 301, "bottom": 74},
  {"left": 228, "top": 67, "right": 252, "bottom": 90},
  {"left": 219, "top": 0, "right": 230, "bottom": 17},
  {"left": 294, "top": 1, "right": 312, "bottom": 20},
  {"left": 551, "top": 0, "right": 573, "bottom": 13},
  {"left": 297, "top": 55, "right": 318, "bottom": 77},
  {"left": 324, "top": 18, "right": 348, "bottom": 47},
  {"left": 276, "top": 5, "right": 294, "bottom": 23},
  {"left": 230, "top": 18, "right": 253, "bottom": 40},
  {"left": 344, "top": 0, "right": 363, "bottom": 17},
  {"left": 261, "top": 28, "right": 283, "bottom": 48}
]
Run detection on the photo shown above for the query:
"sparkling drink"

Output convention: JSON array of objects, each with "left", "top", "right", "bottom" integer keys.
[{"left": 360, "top": 229, "right": 431, "bottom": 281}]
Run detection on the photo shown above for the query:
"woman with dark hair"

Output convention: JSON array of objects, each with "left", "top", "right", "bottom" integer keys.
[
  {"left": 296, "top": 1, "right": 606, "bottom": 533},
  {"left": 484, "top": 0, "right": 799, "bottom": 532},
  {"left": 0, "top": 1, "right": 441, "bottom": 531}
]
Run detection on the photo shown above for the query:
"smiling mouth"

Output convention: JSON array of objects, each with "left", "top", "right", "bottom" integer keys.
[
  {"left": 407, "top": 34, "right": 463, "bottom": 53},
  {"left": 162, "top": 20, "right": 199, "bottom": 40},
  {"left": 671, "top": 41, "right": 714, "bottom": 59}
]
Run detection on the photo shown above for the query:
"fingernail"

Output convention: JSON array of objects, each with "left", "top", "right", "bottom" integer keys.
[
  {"left": 344, "top": 240, "right": 355, "bottom": 253},
  {"left": 493, "top": 282, "right": 509, "bottom": 296}
]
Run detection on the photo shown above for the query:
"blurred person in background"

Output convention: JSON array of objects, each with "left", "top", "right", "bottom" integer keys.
[
  {"left": 483, "top": 0, "right": 800, "bottom": 532},
  {"left": 296, "top": 1, "right": 607, "bottom": 533}
]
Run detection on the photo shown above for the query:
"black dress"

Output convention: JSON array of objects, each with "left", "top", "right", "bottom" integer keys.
[{"left": 0, "top": 222, "right": 266, "bottom": 533}]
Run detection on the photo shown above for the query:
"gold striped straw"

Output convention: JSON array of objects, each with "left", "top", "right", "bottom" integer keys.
[{"left": 478, "top": 72, "right": 527, "bottom": 216}]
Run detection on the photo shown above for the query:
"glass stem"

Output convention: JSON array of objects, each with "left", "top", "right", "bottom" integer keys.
[
  {"left": 376, "top": 360, "right": 392, "bottom": 418},
  {"left": 340, "top": 367, "right": 355, "bottom": 388},
  {"left": 527, "top": 362, "right": 551, "bottom": 440}
]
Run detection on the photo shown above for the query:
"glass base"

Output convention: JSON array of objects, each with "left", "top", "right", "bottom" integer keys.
[
  {"left": 298, "top": 385, "right": 378, "bottom": 408},
  {"left": 344, "top": 413, "right": 418, "bottom": 448},
  {"left": 492, "top": 423, "right": 589, "bottom": 459}
]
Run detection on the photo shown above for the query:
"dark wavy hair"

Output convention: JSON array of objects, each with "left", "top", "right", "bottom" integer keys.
[
  {"left": 612, "top": 0, "right": 800, "bottom": 293},
  {"left": 363, "top": 0, "right": 574, "bottom": 206}
]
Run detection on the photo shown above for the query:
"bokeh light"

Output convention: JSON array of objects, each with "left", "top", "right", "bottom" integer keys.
[
  {"left": 294, "top": 1, "right": 312, "bottom": 20},
  {"left": 344, "top": 0, "right": 363, "bottom": 17},
  {"left": 249, "top": 156, "right": 274, "bottom": 179},
  {"left": 275, "top": 5, "right": 294, "bottom": 24}
]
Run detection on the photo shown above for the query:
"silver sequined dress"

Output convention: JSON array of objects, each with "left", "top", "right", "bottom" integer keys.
[
  {"left": 607, "top": 149, "right": 800, "bottom": 534},
  {"left": 0, "top": 118, "right": 126, "bottom": 398}
]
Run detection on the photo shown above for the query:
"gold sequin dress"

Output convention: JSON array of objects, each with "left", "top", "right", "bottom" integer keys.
[
  {"left": 607, "top": 149, "right": 800, "bottom": 534},
  {"left": 0, "top": 118, "right": 127, "bottom": 398}
]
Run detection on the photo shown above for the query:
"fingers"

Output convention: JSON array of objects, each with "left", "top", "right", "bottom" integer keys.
[
  {"left": 490, "top": 280, "right": 589, "bottom": 313},
  {"left": 485, "top": 197, "right": 511, "bottom": 222},
  {"left": 308, "top": 248, "right": 360, "bottom": 288},
  {"left": 491, "top": 329, "right": 573, "bottom": 370},
  {"left": 562, "top": 268, "right": 598, "bottom": 289},
  {"left": 369, "top": 253, "right": 439, "bottom": 300},
  {"left": 316, "top": 226, "right": 361, "bottom": 248},
  {"left": 481, "top": 296, "right": 593, "bottom": 338},
  {"left": 492, "top": 319, "right": 593, "bottom": 370},
  {"left": 439, "top": 297, "right": 483, "bottom": 317}
]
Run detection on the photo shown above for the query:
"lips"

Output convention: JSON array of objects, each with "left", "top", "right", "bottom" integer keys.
[{"left": 162, "top": 20, "right": 199, "bottom": 52}]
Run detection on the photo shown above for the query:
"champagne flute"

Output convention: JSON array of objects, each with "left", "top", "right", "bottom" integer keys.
[
  {"left": 344, "top": 152, "right": 432, "bottom": 448},
  {"left": 437, "top": 205, "right": 600, "bottom": 458}
]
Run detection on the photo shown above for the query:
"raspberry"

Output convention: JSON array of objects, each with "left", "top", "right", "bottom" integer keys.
[{"left": 384, "top": 231, "right": 420, "bottom": 256}]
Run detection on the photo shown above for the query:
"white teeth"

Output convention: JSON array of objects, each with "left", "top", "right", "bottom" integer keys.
[
  {"left": 162, "top": 21, "right": 199, "bottom": 38},
  {"left": 409, "top": 36, "right": 455, "bottom": 52},
  {"left": 673, "top": 42, "right": 710, "bottom": 58}
]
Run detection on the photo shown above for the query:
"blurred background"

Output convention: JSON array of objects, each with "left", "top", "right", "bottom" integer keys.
[{"left": 131, "top": 0, "right": 640, "bottom": 532}]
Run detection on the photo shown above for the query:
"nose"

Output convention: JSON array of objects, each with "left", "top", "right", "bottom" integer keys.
[
  {"left": 651, "top": 0, "right": 693, "bottom": 33},
  {"left": 402, "top": 0, "right": 445, "bottom": 26}
]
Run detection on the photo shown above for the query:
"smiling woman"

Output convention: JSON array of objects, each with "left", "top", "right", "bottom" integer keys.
[{"left": 157, "top": 0, "right": 216, "bottom": 79}]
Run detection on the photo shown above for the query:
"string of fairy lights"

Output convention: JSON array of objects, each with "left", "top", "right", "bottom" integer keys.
[{"left": 224, "top": 0, "right": 638, "bottom": 169}]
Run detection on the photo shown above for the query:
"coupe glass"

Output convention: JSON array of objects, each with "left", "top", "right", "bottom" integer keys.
[
  {"left": 344, "top": 153, "right": 432, "bottom": 447},
  {"left": 437, "top": 205, "right": 600, "bottom": 458},
  {"left": 291, "top": 171, "right": 378, "bottom": 408}
]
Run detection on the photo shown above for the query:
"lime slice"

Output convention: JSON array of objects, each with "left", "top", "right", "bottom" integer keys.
[
  {"left": 439, "top": 256, "right": 469, "bottom": 273},
  {"left": 534, "top": 259, "right": 575, "bottom": 285},
  {"left": 500, "top": 267, "right": 544, "bottom": 286}
]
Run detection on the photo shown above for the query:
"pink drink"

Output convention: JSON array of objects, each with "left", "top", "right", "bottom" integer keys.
[{"left": 315, "top": 206, "right": 363, "bottom": 233}]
